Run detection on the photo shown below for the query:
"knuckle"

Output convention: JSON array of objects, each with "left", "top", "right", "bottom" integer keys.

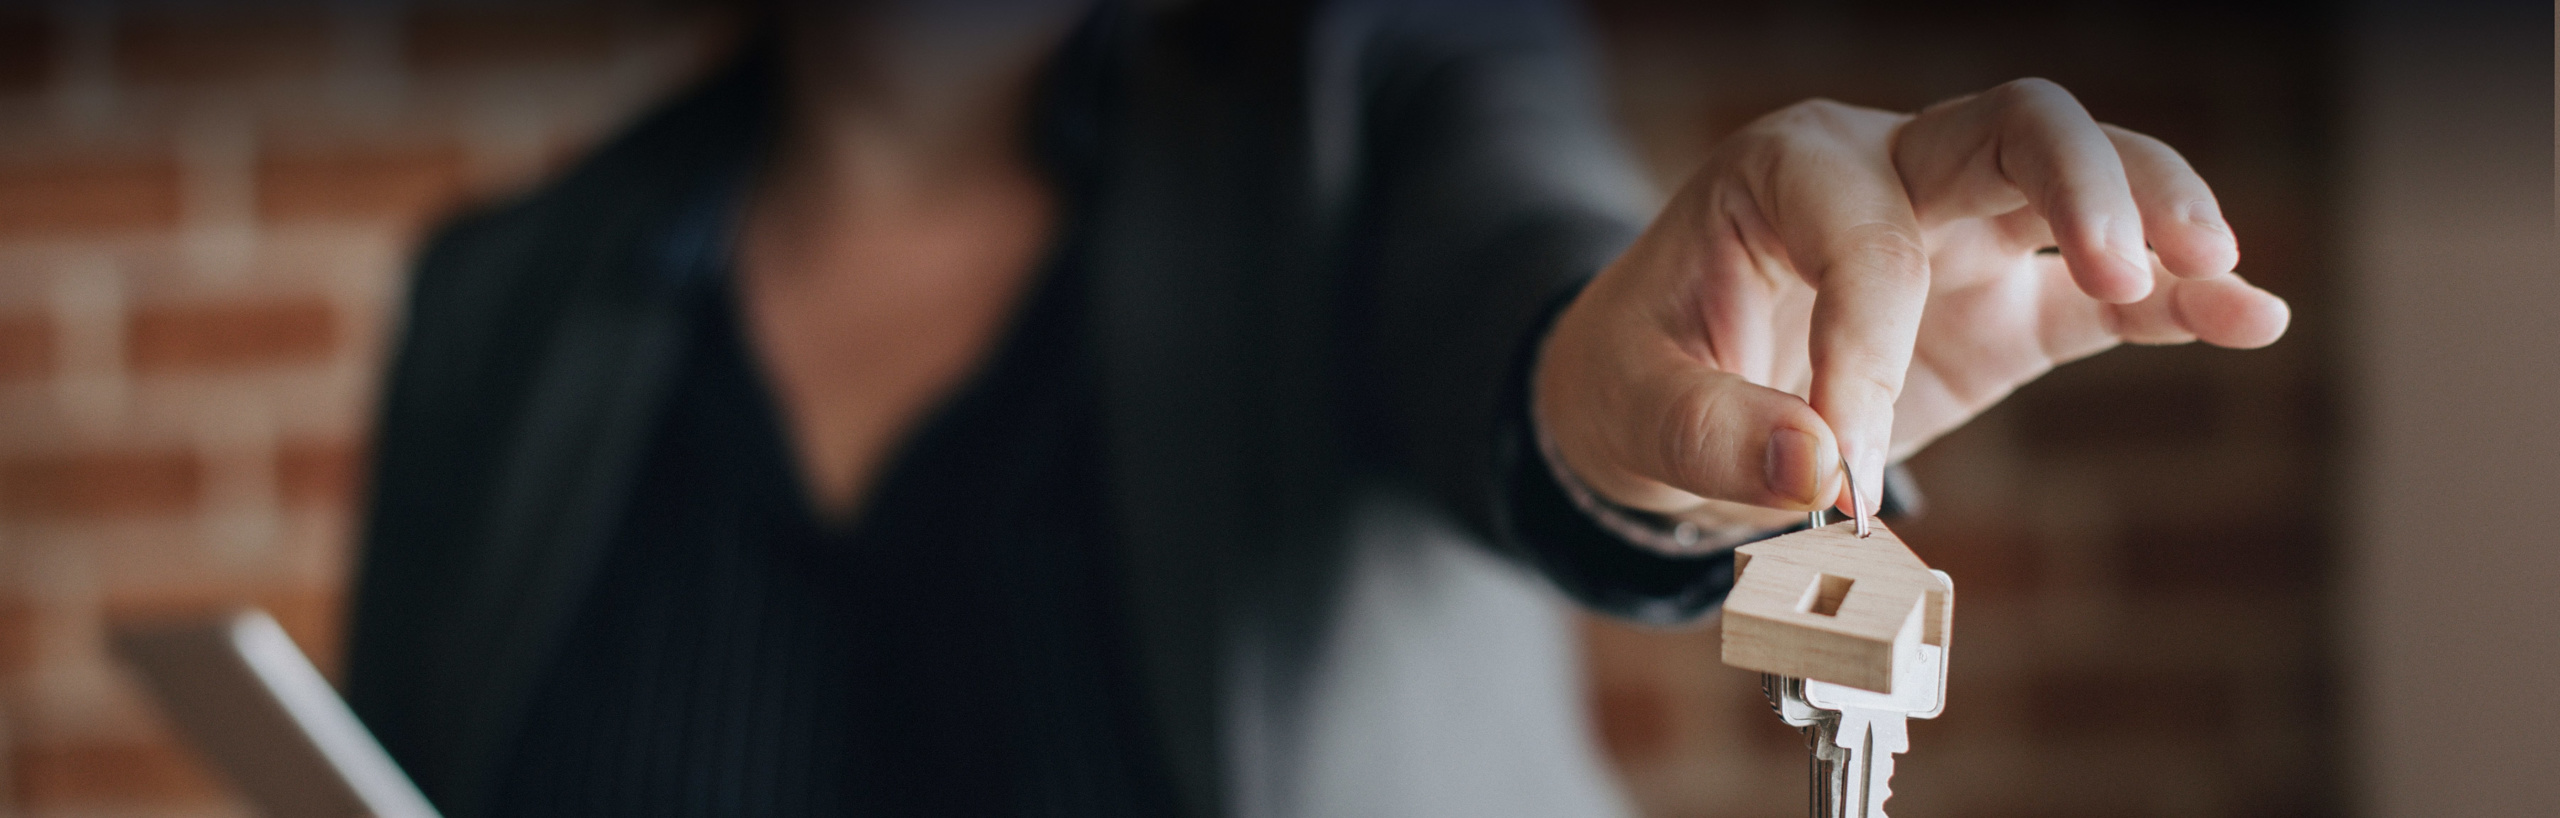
[
  {"left": 1833, "top": 223, "right": 1930, "bottom": 285},
  {"left": 1852, "top": 368, "right": 1905, "bottom": 404},
  {"left": 1654, "top": 382, "right": 1733, "bottom": 491},
  {"left": 1825, "top": 354, "right": 1907, "bottom": 407},
  {"left": 1727, "top": 127, "right": 1797, "bottom": 174},
  {"left": 1994, "top": 77, "right": 2072, "bottom": 106},
  {"left": 2113, "top": 127, "right": 2170, "bottom": 154},
  {"left": 1986, "top": 78, "right": 2091, "bottom": 125},
  {"left": 2112, "top": 128, "right": 2194, "bottom": 173},
  {"left": 1654, "top": 384, "right": 1712, "bottom": 459},
  {"left": 2104, "top": 124, "right": 2176, "bottom": 161},
  {"left": 2095, "top": 301, "right": 2128, "bottom": 339},
  {"left": 1753, "top": 98, "right": 1877, "bottom": 141},
  {"left": 1787, "top": 97, "right": 1853, "bottom": 121}
]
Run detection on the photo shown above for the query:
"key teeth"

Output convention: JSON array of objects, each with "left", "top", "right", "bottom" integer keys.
[
  {"left": 1862, "top": 722, "right": 1904, "bottom": 818},
  {"left": 1775, "top": 673, "right": 1918, "bottom": 817},
  {"left": 1869, "top": 753, "right": 1894, "bottom": 818}
]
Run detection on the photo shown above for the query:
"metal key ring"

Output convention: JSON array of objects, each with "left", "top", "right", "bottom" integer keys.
[{"left": 1806, "top": 461, "right": 1873, "bottom": 539}]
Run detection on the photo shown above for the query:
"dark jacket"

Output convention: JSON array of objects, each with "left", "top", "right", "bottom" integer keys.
[{"left": 346, "top": 3, "right": 1725, "bottom": 816}]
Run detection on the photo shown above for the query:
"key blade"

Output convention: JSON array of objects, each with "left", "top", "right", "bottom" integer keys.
[
  {"left": 1812, "top": 720, "right": 1853, "bottom": 812},
  {"left": 1848, "top": 710, "right": 1910, "bottom": 817},
  {"left": 1830, "top": 710, "right": 1874, "bottom": 818},
  {"left": 1783, "top": 681, "right": 1851, "bottom": 817}
]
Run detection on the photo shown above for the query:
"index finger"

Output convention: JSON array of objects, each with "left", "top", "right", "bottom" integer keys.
[
  {"left": 1896, "top": 78, "right": 2154, "bottom": 304},
  {"left": 1741, "top": 102, "right": 1929, "bottom": 518}
]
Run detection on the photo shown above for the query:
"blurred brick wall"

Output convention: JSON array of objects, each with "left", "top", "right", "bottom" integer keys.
[
  {"left": 0, "top": 2, "right": 2337, "bottom": 816},
  {"left": 0, "top": 3, "right": 722, "bottom": 813},
  {"left": 1579, "top": 2, "right": 2339, "bottom": 817}
]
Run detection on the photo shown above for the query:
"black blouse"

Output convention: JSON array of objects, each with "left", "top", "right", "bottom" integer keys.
[
  {"left": 485, "top": 15, "right": 1173, "bottom": 809},
  {"left": 491, "top": 223, "right": 1172, "bottom": 815}
]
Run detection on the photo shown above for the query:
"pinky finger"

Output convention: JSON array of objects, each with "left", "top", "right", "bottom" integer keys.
[
  {"left": 2173, "top": 275, "right": 2289, "bottom": 348},
  {"left": 2104, "top": 261, "right": 2290, "bottom": 348}
]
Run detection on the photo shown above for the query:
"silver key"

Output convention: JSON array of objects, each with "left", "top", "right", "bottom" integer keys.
[
  {"left": 1763, "top": 569, "right": 1951, "bottom": 818},
  {"left": 1761, "top": 675, "right": 1847, "bottom": 816}
]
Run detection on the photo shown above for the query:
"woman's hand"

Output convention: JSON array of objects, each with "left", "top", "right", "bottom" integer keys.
[{"left": 1533, "top": 79, "right": 2289, "bottom": 534}]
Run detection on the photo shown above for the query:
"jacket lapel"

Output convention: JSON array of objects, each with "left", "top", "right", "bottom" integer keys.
[
  {"left": 429, "top": 281, "right": 695, "bottom": 816},
  {"left": 413, "top": 57, "right": 770, "bottom": 816}
]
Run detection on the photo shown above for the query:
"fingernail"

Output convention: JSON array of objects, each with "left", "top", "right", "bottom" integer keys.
[
  {"left": 2182, "top": 200, "right": 2228, "bottom": 233},
  {"left": 1765, "top": 428, "right": 1819, "bottom": 506},
  {"left": 2109, "top": 227, "right": 2151, "bottom": 277}
]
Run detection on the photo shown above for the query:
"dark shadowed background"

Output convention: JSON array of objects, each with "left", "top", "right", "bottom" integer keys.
[{"left": 0, "top": 2, "right": 2545, "bottom": 816}]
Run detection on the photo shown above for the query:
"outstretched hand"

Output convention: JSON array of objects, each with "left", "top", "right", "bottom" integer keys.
[{"left": 1533, "top": 79, "right": 2289, "bottom": 535}]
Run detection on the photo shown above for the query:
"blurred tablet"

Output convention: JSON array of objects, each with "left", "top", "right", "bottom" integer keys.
[{"left": 112, "top": 609, "right": 440, "bottom": 818}]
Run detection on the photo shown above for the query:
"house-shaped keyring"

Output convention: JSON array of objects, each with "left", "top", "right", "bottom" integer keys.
[{"left": 1721, "top": 519, "right": 1952, "bottom": 694}]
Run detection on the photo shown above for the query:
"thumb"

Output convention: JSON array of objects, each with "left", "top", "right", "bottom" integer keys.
[
  {"left": 1636, "top": 369, "right": 1845, "bottom": 512},
  {"left": 1541, "top": 346, "right": 1845, "bottom": 514}
]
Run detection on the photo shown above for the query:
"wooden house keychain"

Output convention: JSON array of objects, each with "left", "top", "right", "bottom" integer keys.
[{"left": 1721, "top": 466, "right": 1953, "bottom": 818}]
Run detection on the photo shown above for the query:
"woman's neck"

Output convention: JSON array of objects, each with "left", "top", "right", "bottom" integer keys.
[
  {"left": 733, "top": 3, "right": 1089, "bottom": 523},
  {"left": 768, "top": 3, "right": 1088, "bottom": 219}
]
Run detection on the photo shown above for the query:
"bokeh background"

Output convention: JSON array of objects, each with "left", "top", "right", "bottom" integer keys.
[
  {"left": 1582, "top": 2, "right": 2340, "bottom": 816},
  {"left": 0, "top": 1, "right": 2542, "bottom": 816}
]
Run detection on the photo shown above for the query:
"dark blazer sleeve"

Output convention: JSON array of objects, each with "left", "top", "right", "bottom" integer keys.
[{"left": 1344, "top": 0, "right": 1748, "bottom": 624}]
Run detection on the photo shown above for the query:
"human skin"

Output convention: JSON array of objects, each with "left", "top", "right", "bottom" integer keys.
[
  {"left": 738, "top": 4, "right": 1084, "bottom": 523},
  {"left": 1533, "top": 81, "right": 2290, "bottom": 535},
  {"left": 743, "top": 7, "right": 2290, "bottom": 537}
]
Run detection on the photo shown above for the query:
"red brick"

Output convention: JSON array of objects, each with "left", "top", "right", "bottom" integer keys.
[
  {"left": 0, "top": 11, "right": 49, "bottom": 95},
  {"left": 2117, "top": 511, "right": 2325, "bottom": 593},
  {"left": 256, "top": 146, "right": 468, "bottom": 226},
  {"left": 127, "top": 299, "right": 338, "bottom": 372},
  {"left": 276, "top": 438, "right": 360, "bottom": 509},
  {"left": 114, "top": 12, "right": 332, "bottom": 86},
  {"left": 0, "top": 311, "right": 55, "bottom": 379},
  {"left": 2232, "top": 787, "right": 2344, "bottom": 818},
  {"left": 404, "top": 7, "right": 624, "bottom": 73},
  {"left": 0, "top": 449, "right": 201, "bottom": 518},
  {"left": 0, "top": 157, "right": 185, "bottom": 236},
  {"left": 13, "top": 737, "right": 230, "bottom": 806},
  {"left": 105, "top": 584, "right": 345, "bottom": 681},
  {"left": 1897, "top": 515, "right": 2044, "bottom": 602},
  {"left": 2025, "top": 669, "right": 2236, "bottom": 741},
  {"left": 2009, "top": 357, "right": 2222, "bottom": 451},
  {"left": 2225, "top": 204, "right": 2319, "bottom": 295},
  {"left": 0, "top": 595, "right": 37, "bottom": 676},
  {"left": 258, "top": 585, "right": 346, "bottom": 679}
]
